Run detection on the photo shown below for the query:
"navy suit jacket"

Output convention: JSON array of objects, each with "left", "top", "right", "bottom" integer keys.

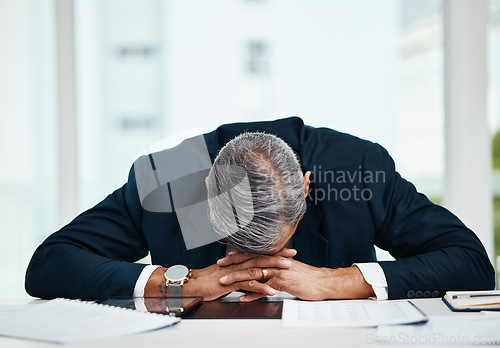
[{"left": 25, "top": 117, "right": 495, "bottom": 300}]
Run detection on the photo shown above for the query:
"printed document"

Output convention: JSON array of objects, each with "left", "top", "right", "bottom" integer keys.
[
  {"left": 0, "top": 298, "right": 180, "bottom": 343},
  {"left": 282, "top": 299, "right": 427, "bottom": 328}
]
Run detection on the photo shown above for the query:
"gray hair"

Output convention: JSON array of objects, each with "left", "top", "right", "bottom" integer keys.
[{"left": 206, "top": 132, "right": 306, "bottom": 253}]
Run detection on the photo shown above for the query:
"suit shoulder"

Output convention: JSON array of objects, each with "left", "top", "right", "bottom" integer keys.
[{"left": 300, "top": 125, "right": 376, "bottom": 169}]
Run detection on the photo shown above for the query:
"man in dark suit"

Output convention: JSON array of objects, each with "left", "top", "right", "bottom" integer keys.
[{"left": 25, "top": 117, "right": 495, "bottom": 301}]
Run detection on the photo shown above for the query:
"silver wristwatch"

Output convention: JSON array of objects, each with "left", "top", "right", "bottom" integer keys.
[{"left": 164, "top": 265, "right": 191, "bottom": 297}]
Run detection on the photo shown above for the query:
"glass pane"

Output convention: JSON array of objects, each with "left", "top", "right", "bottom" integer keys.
[
  {"left": 489, "top": 0, "right": 500, "bottom": 283},
  {"left": 0, "top": 0, "right": 57, "bottom": 298},
  {"left": 397, "top": 0, "right": 443, "bottom": 202},
  {"left": 75, "top": 0, "right": 443, "bottom": 199}
]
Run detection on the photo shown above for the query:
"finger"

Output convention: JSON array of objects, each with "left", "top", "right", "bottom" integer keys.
[
  {"left": 220, "top": 268, "right": 277, "bottom": 285},
  {"left": 232, "top": 280, "right": 276, "bottom": 297},
  {"left": 240, "top": 292, "right": 267, "bottom": 302},
  {"left": 217, "top": 248, "right": 297, "bottom": 267},
  {"left": 265, "top": 278, "right": 285, "bottom": 296},
  {"left": 273, "top": 248, "right": 297, "bottom": 258},
  {"left": 217, "top": 250, "right": 256, "bottom": 266},
  {"left": 238, "top": 255, "right": 292, "bottom": 270}
]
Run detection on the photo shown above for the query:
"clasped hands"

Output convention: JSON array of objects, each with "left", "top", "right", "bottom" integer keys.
[
  {"left": 182, "top": 247, "right": 341, "bottom": 302},
  {"left": 146, "top": 247, "right": 374, "bottom": 301}
]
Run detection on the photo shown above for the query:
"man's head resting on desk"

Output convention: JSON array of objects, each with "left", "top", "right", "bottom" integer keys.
[{"left": 206, "top": 132, "right": 311, "bottom": 255}]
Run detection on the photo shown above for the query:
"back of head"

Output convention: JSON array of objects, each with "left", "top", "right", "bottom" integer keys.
[{"left": 207, "top": 132, "right": 306, "bottom": 253}]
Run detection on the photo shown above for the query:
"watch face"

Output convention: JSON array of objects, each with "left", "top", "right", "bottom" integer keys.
[{"left": 165, "top": 265, "right": 189, "bottom": 282}]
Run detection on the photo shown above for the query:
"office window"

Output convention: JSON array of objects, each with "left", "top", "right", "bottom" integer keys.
[
  {"left": 489, "top": 0, "right": 500, "bottom": 274},
  {"left": 75, "top": 0, "right": 166, "bottom": 210},
  {"left": 396, "top": 0, "right": 444, "bottom": 198},
  {"left": 77, "top": 0, "right": 444, "bottom": 191},
  {"left": 0, "top": 0, "right": 57, "bottom": 298},
  {"left": 246, "top": 41, "right": 269, "bottom": 75}
]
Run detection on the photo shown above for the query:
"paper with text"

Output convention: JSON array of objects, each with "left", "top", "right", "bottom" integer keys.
[
  {"left": 0, "top": 298, "right": 180, "bottom": 343},
  {"left": 282, "top": 299, "right": 427, "bottom": 328}
]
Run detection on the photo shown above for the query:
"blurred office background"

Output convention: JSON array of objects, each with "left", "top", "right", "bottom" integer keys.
[{"left": 0, "top": 0, "right": 499, "bottom": 298}]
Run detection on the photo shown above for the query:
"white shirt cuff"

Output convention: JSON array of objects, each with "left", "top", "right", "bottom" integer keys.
[
  {"left": 352, "top": 262, "right": 388, "bottom": 300},
  {"left": 133, "top": 265, "right": 161, "bottom": 297},
  {"left": 133, "top": 297, "right": 149, "bottom": 312}
]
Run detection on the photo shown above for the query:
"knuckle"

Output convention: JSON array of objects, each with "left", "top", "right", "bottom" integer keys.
[
  {"left": 225, "top": 254, "right": 234, "bottom": 261},
  {"left": 247, "top": 268, "right": 258, "bottom": 278},
  {"left": 273, "top": 278, "right": 282, "bottom": 290},
  {"left": 268, "top": 280, "right": 281, "bottom": 292}
]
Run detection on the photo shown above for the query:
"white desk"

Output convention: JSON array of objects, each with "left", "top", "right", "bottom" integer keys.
[{"left": 0, "top": 298, "right": 485, "bottom": 348}]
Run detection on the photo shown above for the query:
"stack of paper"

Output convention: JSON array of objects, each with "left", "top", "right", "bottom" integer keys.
[{"left": 0, "top": 298, "right": 179, "bottom": 344}]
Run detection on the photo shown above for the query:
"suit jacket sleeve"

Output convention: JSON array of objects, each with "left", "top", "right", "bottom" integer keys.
[
  {"left": 364, "top": 142, "right": 495, "bottom": 299},
  {"left": 25, "top": 167, "right": 149, "bottom": 299}
]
